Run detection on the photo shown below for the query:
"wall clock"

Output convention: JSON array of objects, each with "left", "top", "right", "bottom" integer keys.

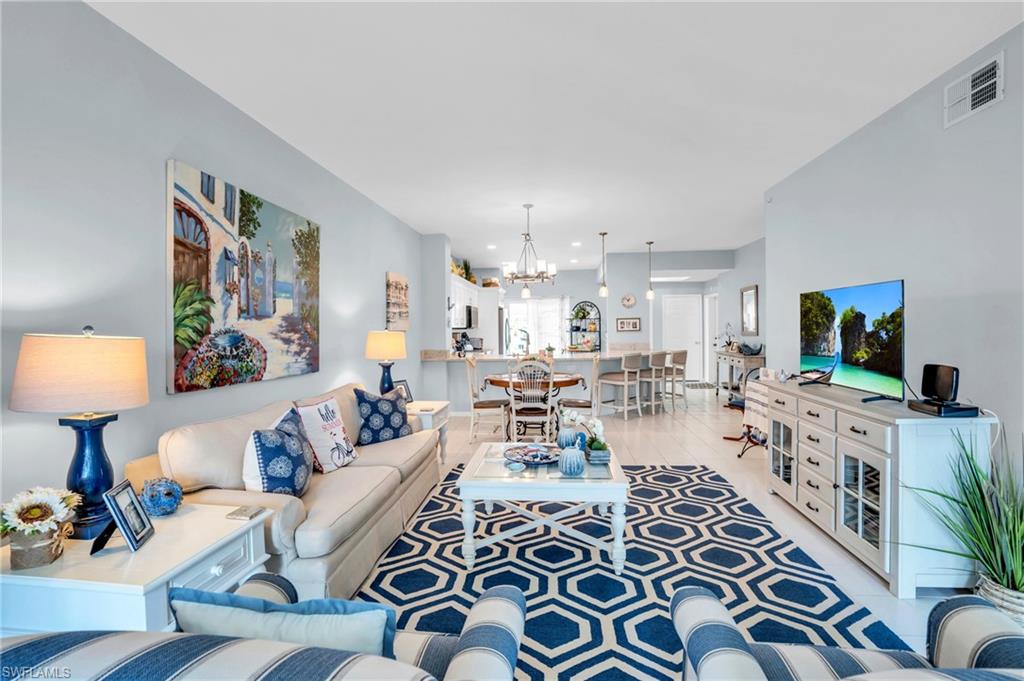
[{"left": 621, "top": 294, "right": 636, "bottom": 309}]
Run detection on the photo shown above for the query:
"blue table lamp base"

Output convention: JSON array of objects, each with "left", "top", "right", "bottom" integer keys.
[
  {"left": 378, "top": 362, "right": 395, "bottom": 395},
  {"left": 58, "top": 413, "right": 117, "bottom": 540}
]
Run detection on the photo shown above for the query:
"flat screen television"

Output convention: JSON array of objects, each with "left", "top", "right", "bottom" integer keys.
[{"left": 800, "top": 279, "right": 904, "bottom": 400}]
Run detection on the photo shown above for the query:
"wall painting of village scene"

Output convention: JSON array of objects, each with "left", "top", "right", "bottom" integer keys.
[{"left": 167, "top": 160, "right": 320, "bottom": 393}]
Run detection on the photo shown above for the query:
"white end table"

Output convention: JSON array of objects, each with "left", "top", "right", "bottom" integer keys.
[
  {"left": 407, "top": 400, "right": 450, "bottom": 463},
  {"left": 457, "top": 443, "right": 630, "bottom": 574},
  {"left": 0, "top": 503, "right": 270, "bottom": 636}
]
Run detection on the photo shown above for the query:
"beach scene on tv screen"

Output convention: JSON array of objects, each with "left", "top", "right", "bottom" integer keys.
[{"left": 800, "top": 280, "right": 904, "bottom": 398}]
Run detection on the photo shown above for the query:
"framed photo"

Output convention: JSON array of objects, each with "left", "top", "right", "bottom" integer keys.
[
  {"left": 741, "top": 285, "right": 759, "bottom": 336},
  {"left": 102, "top": 480, "right": 154, "bottom": 552},
  {"left": 616, "top": 317, "right": 641, "bottom": 332},
  {"left": 393, "top": 379, "right": 413, "bottom": 402}
]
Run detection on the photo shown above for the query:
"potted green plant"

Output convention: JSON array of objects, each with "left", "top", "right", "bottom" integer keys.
[{"left": 910, "top": 432, "right": 1024, "bottom": 624}]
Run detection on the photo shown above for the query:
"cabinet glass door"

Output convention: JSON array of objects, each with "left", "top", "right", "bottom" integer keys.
[
  {"left": 769, "top": 415, "right": 796, "bottom": 498},
  {"left": 837, "top": 443, "right": 889, "bottom": 571}
]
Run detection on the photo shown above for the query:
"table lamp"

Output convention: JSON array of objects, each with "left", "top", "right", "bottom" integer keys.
[
  {"left": 365, "top": 330, "right": 406, "bottom": 395},
  {"left": 9, "top": 327, "right": 149, "bottom": 539}
]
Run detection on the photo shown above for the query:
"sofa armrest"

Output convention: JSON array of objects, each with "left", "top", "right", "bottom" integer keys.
[
  {"left": 671, "top": 587, "right": 767, "bottom": 681},
  {"left": 444, "top": 585, "right": 526, "bottom": 681},
  {"left": 124, "top": 454, "right": 164, "bottom": 493},
  {"left": 408, "top": 414, "right": 423, "bottom": 433},
  {"left": 395, "top": 631, "right": 458, "bottom": 680},
  {"left": 928, "top": 595, "right": 1024, "bottom": 668},
  {"left": 184, "top": 488, "right": 306, "bottom": 558}
]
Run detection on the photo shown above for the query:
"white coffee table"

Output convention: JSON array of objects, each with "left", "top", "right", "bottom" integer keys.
[{"left": 457, "top": 442, "right": 630, "bottom": 575}]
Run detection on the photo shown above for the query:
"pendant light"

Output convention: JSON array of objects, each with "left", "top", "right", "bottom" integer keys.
[
  {"left": 645, "top": 241, "right": 655, "bottom": 300},
  {"left": 598, "top": 231, "right": 609, "bottom": 298}
]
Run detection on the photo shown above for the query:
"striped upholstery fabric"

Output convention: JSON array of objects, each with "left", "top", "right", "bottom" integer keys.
[
  {"left": 234, "top": 572, "right": 299, "bottom": 604},
  {"left": 927, "top": 595, "right": 1024, "bottom": 669},
  {"left": 846, "top": 670, "right": 1024, "bottom": 680},
  {"left": 670, "top": 586, "right": 767, "bottom": 680},
  {"left": 749, "top": 642, "right": 929, "bottom": 679},
  {"left": 445, "top": 585, "right": 527, "bottom": 681},
  {"left": 394, "top": 631, "right": 459, "bottom": 680},
  {"left": 0, "top": 631, "right": 436, "bottom": 680},
  {"left": 673, "top": 587, "right": 1024, "bottom": 681}
]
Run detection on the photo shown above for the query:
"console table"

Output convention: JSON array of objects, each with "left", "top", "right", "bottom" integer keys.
[
  {"left": 0, "top": 503, "right": 270, "bottom": 636},
  {"left": 714, "top": 351, "right": 765, "bottom": 396},
  {"left": 761, "top": 379, "right": 996, "bottom": 598}
]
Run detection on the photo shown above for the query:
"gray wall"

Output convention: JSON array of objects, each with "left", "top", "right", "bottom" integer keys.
[
  {"left": 705, "top": 238, "right": 766, "bottom": 347},
  {"left": 1, "top": 2, "right": 426, "bottom": 496},
  {"left": 765, "top": 25, "right": 1024, "bottom": 441}
]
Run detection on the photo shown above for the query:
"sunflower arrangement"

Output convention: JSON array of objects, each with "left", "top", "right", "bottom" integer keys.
[
  {"left": 0, "top": 487, "right": 81, "bottom": 536},
  {"left": 1, "top": 487, "right": 81, "bottom": 569}
]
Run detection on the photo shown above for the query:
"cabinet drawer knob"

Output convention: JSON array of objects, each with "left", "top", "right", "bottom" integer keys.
[
  {"left": 774, "top": 399, "right": 786, "bottom": 406},
  {"left": 806, "top": 434, "right": 820, "bottom": 443},
  {"left": 807, "top": 480, "right": 820, "bottom": 490},
  {"left": 806, "top": 457, "right": 820, "bottom": 466},
  {"left": 805, "top": 501, "right": 820, "bottom": 513},
  {"left": 849, "top": 426, "right": 868, "bottom": 436},
  {"left": 806, "top": 410, "right": 820, "bottom": 418},
  {"left": 209, "top": 564, "right": 226, "bottom": 577}
]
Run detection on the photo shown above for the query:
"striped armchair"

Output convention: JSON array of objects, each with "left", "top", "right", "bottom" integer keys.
[
  {"left": 671, "top": 587, "right": 1024, "bottom": 681},
  {"left": 0, "top": 577, "right": 526, "bottom": 681}
]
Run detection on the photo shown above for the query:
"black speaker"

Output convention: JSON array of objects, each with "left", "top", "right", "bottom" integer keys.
[{"left": 921, "top": 364, "right": 959, "bottom": 403}]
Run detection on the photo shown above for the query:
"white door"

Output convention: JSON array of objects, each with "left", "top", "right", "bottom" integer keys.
[
  {"left": 703, "top": 294, "right": 718, "bottom": 381},
  {"left": 662, "top": 294, "right": 703, "bottom": 380}
]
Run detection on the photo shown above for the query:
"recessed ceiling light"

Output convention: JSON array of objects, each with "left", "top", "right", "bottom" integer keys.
[
  {"left": 570, "top": 258, "right": 579, "bottom": 264},
  {"left": 486, "top": 244, "right": 496, "bottom": 249},
  {"left": 571, "top": 241, "right": 582, "bottom": 247}
]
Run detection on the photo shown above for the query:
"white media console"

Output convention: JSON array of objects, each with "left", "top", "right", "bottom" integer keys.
[{"left": 760, "top": 379, "right": 996, "bottom": 599}]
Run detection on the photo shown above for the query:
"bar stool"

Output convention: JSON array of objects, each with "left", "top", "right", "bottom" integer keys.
[
  {"left": 466, "top": 357, "right": 509, "bottom": 442},
  {"left": 557, "top": 355, "right": 601, "bottom": 415},
  {"left": 597, "top": 353, "right": 644, "bottom": 421},
  {"left": 639, "top": 351, "right": 669, "bottom": 414},
  {"left": 668, "top": 349, "right": 689, "bottom": 411}
]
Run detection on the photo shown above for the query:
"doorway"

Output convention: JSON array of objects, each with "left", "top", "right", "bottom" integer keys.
[
  {"left": 662, "top": 294, "right": 703, "bottom": 381},
  {"left": 703, "top": 294, "right": 718, "bottom": 381}
]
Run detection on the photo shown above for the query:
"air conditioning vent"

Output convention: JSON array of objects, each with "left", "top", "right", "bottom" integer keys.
[{"left": 944, "top": 51, "right": 1004, "bottom": 128}]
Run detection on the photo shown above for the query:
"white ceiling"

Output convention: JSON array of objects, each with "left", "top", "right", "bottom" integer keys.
[{"left": 91, "top": 2, "right": 1022, "bottom": 269}]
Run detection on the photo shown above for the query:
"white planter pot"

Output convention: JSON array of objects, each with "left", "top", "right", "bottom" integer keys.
[{"left": 976, "top": 575, "right": 1024, "bottom": 626}]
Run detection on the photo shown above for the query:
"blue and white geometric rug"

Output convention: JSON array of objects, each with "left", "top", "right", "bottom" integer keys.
[{"left": 356, "top": 465, "right": 908, "bottom": 680}]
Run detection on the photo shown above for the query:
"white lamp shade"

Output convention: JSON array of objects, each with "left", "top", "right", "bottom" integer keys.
[
  {"left": 10, "top": 333, "right": 149, "bottom": 414},
  {"left": 548, "top": 263, "right": 557, "bottom": 276},
  {"left": 646, "top": 289, "right": 656, "bottom": 300},
  {"left": 521, "top": 285, "right": 531, "bottom": 299},
  {"left": 365, "top": 330, "right": 407, "bottom": 361}
]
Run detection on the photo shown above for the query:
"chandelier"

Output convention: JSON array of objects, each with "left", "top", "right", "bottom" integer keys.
[{"left": 501, "top": 204, "right": 557, "bottom": 293}]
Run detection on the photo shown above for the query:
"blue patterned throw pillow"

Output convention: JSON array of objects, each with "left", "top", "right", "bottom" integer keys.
[
  {"left": 354, "top": 388, "right": 412, "bottom": 445},
  {"left": 242, "top": 408, "right": 315, "bottom": 497}
]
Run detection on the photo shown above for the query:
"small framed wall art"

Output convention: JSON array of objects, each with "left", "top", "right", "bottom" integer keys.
[{"left": 616, "top": 317, "right": 641, "bottom": 332}]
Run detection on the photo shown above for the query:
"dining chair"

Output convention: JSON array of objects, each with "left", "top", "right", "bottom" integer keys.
[
  {"left": 508, "top": 359, "right": 555, "bottom": 442},
  {"left": 639, "top": 351, "right": 669, "bottom": 414},
  {"left": 557, "top": 355, "right": 601, "bottom": 415},
  {"left": 668, "top": 349, "right": 689, "bottom": 410},
  {"left": 597, "top": 353, "right": 644, "bottom": 421},
  {"left": 466, "top": 356, "right": 509, "bottom": 442}
]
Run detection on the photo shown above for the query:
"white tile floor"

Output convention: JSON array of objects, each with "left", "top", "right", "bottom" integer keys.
[{"left": 439, "top": 388, "right": 949, "bottom": 654}]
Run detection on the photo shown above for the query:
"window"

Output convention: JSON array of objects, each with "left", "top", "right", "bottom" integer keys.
[
  {"left": 200, "top": 172, "right": 216, "bottom": 203},
  {"left": 223, "top": 182, "right": 236, "bottom": 223},
  {"left": 506, "top": 297, "right": 570, "bottom": 354}
]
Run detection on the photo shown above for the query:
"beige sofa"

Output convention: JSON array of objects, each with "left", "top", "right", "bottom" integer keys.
[{"left": 125, "top": 382, "right": 440, "bottom": 600}]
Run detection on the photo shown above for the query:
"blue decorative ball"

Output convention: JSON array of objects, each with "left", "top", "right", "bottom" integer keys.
[{"left": 141, "top": 477, "right": 183, "bottom": 516}]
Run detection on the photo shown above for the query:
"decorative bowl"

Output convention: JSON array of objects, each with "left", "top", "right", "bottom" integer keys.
[{"left": 503, "top": 444, "right": 559, "bottom": 466}]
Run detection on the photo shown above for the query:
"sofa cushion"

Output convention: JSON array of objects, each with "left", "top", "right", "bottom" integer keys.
[
  {"left": 294, "top": 465, "right": 401, "bottom": 559},
  {"left": 159, "top": 400, "right": 294, "bottom": 492},
  {"left": 296, "top": 383, "right": 364, "bottom": 440},
  {"left": 355, "top": 388, "right": 412, "bottom": 445},
  {"left": 349, "top": 428, "right": 439, "bottom": 481}
]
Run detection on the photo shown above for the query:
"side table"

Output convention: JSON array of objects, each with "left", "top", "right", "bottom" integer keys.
[
  {"left": 0, "top": 503, "right": 271, "bottom": 636},
  {"left": 407, "top": 400, "right": 450, "bottom": 463}
]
